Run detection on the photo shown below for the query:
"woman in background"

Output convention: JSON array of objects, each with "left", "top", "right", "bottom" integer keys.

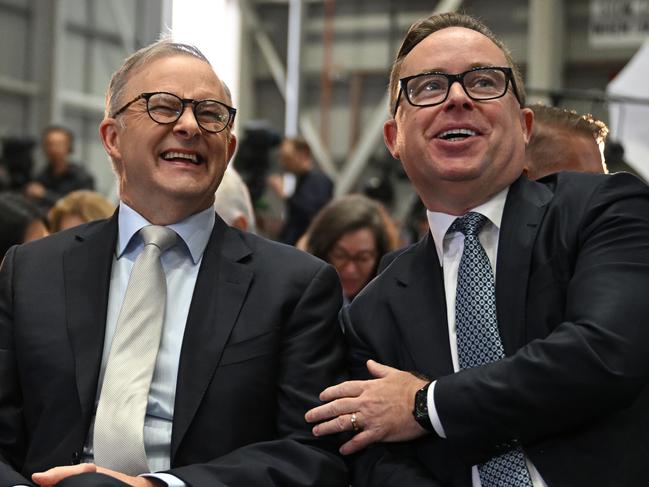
[
  {"left": 304, "top": 194, "right": 398, "bottom": 303},
  {"left": 0, "top": 192, "right": 49, "bottom": 257},
  {"left": 48, "top": 189, "right": 115, "bottom": 232}
]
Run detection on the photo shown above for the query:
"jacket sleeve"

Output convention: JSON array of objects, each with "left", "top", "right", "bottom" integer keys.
[{"left": 0, "top": 246, "right": 36, "bottom": 486}]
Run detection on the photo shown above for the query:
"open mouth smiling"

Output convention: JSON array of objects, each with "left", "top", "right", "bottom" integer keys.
[
  {"left": 160, "top": 150, "right": 203, "bottom": 165},
  {"left": 436, "top": 128, "right": 479, "bottom": 142}
]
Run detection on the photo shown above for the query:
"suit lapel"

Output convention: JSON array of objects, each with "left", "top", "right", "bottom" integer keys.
[
  {"left": 171, "top": 219, "right": 253, "bottom": 458},
  {"left": 496, "top": 176, "right": 553, "bottom": 353},
  {"left": 388, "top": 234, "right": 454, "bottom": 378},
  {"left": 64, "top": 214, "right": 117, "bottom": 419}
]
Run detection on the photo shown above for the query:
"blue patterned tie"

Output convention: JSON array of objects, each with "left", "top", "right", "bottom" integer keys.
[{"left": 450, "top": 212, "right": 533, "bottom": 487}]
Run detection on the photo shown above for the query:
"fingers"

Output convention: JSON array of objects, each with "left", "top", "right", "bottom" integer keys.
[
  {"left": 318, "top": 380, "right": 365, "bottom": 402},
  {"left": 32, "top": 463, "right": 97, "bottom": 486},
  {"left": 305, "top": 396, "right": 358, "bottom": 424},
  {"left": 311, "top": 412, "right": 361, "bottom": 436},
  {"left": 339, "top": 429, "right": 378, "bottom": 455}
]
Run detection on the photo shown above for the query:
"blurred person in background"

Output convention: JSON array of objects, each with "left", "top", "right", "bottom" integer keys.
[
  {"left": 525, "top": 104, "right": 608, "bottom": 180},
  {"left": 0, "top": 192, "right": 49, "bottom": 258},
  {"left": 48, "top": 190, "right": 115, "bottom": 233},
  {"left": 304, "top": 194, "right": 398, "bottom": 303},
  {"left": 268, "top": 137, "right": 333, "bottom": 245},
  {"left": 24, "top": 125, "right": 95, "bottom": 208},
  {"left": 213, "top": 166, "right": 256, "bottom": 232}
]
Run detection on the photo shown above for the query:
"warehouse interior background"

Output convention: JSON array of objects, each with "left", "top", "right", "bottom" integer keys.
[{"left": 1, "top": 0, "right": 647, "bottom": 220}]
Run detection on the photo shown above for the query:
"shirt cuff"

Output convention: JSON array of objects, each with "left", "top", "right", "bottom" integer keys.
[
  {"left": 427, "top": 380, "right": 447, "bottom": 438},
  {"left": 141, "top": 472, "right": 186, "bottom": 487}
]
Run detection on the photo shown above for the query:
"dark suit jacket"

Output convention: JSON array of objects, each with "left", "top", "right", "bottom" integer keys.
[
  {"left": 344, "top": 172, "right": 649, "bottom": 487},
  {"left": 0, "top": 212, "right": 348, "bottom": 486}
]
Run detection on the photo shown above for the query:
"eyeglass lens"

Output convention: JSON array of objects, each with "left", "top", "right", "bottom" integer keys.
[
  {"left": 406, "top": 68, "right": 508, "bottom": 106},
  {"left": 147, "top": 93, "right": 231, "bottom": 132},
  {"left": 329, "top": 249, "right": 378, "bottom": 267}
]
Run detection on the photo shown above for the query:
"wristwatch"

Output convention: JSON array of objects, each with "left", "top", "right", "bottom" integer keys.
[{"left": 412, "top": 382, "right": 435, "bottom": 432}]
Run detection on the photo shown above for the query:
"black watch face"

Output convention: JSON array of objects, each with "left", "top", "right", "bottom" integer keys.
[{"left": 413, "top": 384, "right": 433, "bottom": 431}]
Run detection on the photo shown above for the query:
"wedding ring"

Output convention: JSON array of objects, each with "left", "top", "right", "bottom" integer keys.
[{"left": 350, "top": 412, "right": 360, "bottom": 431}]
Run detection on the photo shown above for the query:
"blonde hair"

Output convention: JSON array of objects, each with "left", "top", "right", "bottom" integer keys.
[{"left": 48, "top": 190, "right": 115, "bottom": 232}]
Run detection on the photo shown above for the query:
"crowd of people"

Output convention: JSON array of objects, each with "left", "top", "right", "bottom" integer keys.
[{"left": 0, "top": 11, "right": 647, "bottom": 487}]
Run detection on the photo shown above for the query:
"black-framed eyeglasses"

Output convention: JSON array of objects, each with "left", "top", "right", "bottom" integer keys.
[
  {"left": 111, "top": 91, "right": 237, "bottom": 133},
  {"left": 393, "top": 67, "right": 521, "bottom": 117}
]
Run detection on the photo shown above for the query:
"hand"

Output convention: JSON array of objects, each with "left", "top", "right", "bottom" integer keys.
[
  {"left": 32, "top": 464, "right": 96, "bottom": 487},
  {"left": 24, "top": 182, "right": 46, "bottom": 200},
  {"left": 32, "top": 463, "right": 163, "bottom": 487},
  {"left": 305, "top": 359, "right": 429, "bottom": 455}
]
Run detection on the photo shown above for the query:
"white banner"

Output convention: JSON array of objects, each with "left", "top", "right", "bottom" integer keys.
[{"left": 589, "top": 0, "right": 649, "bottom": 47}]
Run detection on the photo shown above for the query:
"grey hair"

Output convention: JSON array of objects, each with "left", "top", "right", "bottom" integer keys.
[
  {"left": 105, "top": 39, "right": 232, "bottom": 118},
  {"left": 213, "top": 166, "right": 257, "bottom": 233}
]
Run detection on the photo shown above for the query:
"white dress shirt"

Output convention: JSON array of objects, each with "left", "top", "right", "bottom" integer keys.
[{"left": 424, "top": 187, "right": 548, "bottom": 487}]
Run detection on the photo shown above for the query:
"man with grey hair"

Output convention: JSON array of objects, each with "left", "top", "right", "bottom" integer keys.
[
  {"left": 213, "top": 166, "right": 257, "bottom": 232},
  {"left": 0, "top": 40, "right": 347, "bottom": 487},
  {"left": 306, "top": 11, "right": 649, "bottom": 487}
]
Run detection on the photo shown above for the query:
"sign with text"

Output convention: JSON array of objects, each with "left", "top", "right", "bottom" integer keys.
[{"left": 589, "top": 0, "right": 649, "bottom": 47}]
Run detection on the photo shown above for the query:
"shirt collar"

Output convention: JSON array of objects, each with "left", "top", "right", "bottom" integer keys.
[
  {"left": 426, "top": 186, "right": 509, "bottom": 264},
  {"left": 117, "top": 202, "right": 215, "bottom": 264}
]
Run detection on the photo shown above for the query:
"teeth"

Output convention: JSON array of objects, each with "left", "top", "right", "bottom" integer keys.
[
  {"left": 162, "top": 151, "right": 198, "bottom": 163},
  {"left": 438, "top": 128, "right": 477, "bottom": 140}
]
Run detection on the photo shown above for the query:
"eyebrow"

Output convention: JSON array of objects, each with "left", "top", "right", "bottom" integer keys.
[{"left": 414, "top": 64, "right": 502, "bottom": 76}]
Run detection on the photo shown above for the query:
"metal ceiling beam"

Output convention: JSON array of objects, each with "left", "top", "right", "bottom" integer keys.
[
  {"left": 238, "top": 0, "right": 338, "bottom": 179},
  {"left": 0, "top": 75, "right": 40, "bottom": 96},
  {"left": 334, "top": 0, "right": 464, "bottom": 197},
  {"left": 285, "top": 0, "right": 303, "bottom": 137}
]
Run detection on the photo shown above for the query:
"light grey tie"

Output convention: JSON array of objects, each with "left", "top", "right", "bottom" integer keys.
[{"left": 93, "top": 225, "right": 178, "bottom": 475}]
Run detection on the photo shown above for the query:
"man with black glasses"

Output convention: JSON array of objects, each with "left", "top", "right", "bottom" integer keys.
[
  {"left": 0, "top": 40, "right": 347, "bottom": 487},
  {"left": 306, "top": 12, "right": 649, "bottom": 487}
]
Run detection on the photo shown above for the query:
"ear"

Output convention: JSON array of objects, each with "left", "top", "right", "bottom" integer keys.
[
  {"left": 520, "top": 107, "right": 534, "bottom": 144},
  {"left": 383, "top": 118, "right": 400, "bottom": 159},
  {"left": 99, "top": 118, "right": 123, "bottom": 164},
  {"left": 226, "top": 132, "right": 238, "bottom": 162}
]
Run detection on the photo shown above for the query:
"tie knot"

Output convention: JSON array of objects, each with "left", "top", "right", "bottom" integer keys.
[
  {"left": 139, "top": 225, "right": 178, "bottom": 253},
  {"left": 449, "top": 212, "right": 488, "bottom": 237}
]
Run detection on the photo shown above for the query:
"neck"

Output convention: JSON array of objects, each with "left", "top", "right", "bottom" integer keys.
[
  {"left": 50, "top": 158, "right": 69, "bottom": 175},
  {"left": 122, "top": 196, "right": 213, "bottom": 226},
  {"left": 421, "top": 184, "right": 502, "bottom": 216}
]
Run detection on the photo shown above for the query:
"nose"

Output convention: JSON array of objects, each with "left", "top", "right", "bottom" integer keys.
[
  {"left": 173, "top": 105, "right": 201, "bottom": 138},
  {"left": 340, "top": 260, "right": 360, "bottom": 276},
  {"left": 443, "top": 80, "right": 474, "bottom": 111}
]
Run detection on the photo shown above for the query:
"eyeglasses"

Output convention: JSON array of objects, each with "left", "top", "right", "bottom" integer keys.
[
  {"left": 394, "top": 67, "right": 521, "bottom": 117},
  {"left": 111, "top": 91, "right": 236, "bottom": 133},
  {"left": 328, "top": 249, "right": 378, "bottom": 268}
]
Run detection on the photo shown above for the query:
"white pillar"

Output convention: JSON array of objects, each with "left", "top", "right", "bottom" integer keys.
[{"left": 527, "top": 0, "right": 564, "bottom": 105}]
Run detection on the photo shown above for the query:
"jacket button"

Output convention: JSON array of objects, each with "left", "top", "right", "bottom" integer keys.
[{"left": 71, "top": 450, "right": 81, "bottom": 464}]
